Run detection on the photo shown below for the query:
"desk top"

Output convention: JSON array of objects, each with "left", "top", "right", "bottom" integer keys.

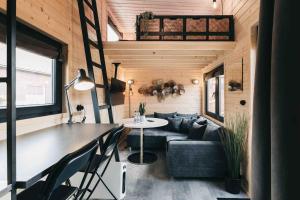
[
  {"left": 0, "top": 123, "right": 117, "bottom": 188},
  {"left": 122, "top": 117, "right": 168, "bottom": 129}
]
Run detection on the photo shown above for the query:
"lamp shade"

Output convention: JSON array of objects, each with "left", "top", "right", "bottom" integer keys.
[{"left": 74, "top": 69, "right": 95, "bottom": 91}]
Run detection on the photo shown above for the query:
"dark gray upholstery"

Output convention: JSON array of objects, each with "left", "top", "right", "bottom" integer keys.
[
  {"left": 127, "top": 128, "right": 186, "bottom": 150},
  {"left": 166, "top": 140, "right": 227, "bottom": 178},
  {"left": 126, "top": 115, "right": 226, "bottom": 178},
  {"left": 202, "top": 122, "right": 222, "bottom": 141}
]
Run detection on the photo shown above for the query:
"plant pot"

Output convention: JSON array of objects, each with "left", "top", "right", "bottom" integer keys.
[
  {"left": 140, "top": 115, "right": 146, "bottom": 122},
  {"left": 225, "top": 177, "right": 241, "bottom": 194}
]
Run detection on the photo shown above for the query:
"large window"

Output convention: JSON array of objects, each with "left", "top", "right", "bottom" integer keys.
[
  {"left": 107, "top": 17, "right": 121, "bottom": 41},
  {"left": 0, "top": 13, "right": 63, "bottom": 122},
  {"left": 205, "top": 65, "right": 224, "bottom": 122}
]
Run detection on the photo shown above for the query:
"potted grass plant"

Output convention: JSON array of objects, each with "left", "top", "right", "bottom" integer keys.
[
  {"left": 220, "top": 114, "right": 248, "bottom": 194},
  {"left": 139, "top": 102, "right": 146, "bottom": 122}
]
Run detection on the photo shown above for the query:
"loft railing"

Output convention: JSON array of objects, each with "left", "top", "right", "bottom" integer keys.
[{"left": 136, "top": 15, "right": 234, "bottom": 41}]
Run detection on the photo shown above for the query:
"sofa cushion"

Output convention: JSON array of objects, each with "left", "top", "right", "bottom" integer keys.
[
  {"left": 129, "top": 128, "right": 184, "bottom": 137},
  {"left": 196, "top": 116, "right": 208, "bottom": 124},
  {"left": 202, "top": 123, "right": 222, "bottom": 141},
  {"left": 154, "top": 112, "right": 177, "bottom": 119},
  {"left": 166, "top": 117, "right": 183, "bottom": 132},
  {"left": 180, "top": 118, "right": 197, "bottom": 134},
  {"left": 127, "top": 128, "right": 186, "bottom": 150},
  {"left": 175, "top": 113, "right": 198, "bottom": 119},
  {"left": 196, "top": 118, "right": 208, "bottom": 125},
  {"left": 166, "top": 135, "right": 188, "bottom": 143},
  {"left": 188, "top": 123, "right": 207, "bottom": 140}
]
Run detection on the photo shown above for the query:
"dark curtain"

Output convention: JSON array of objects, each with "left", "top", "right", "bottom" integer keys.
[{"left": 252, "top": 0, "right": 300, "bottom": 200}]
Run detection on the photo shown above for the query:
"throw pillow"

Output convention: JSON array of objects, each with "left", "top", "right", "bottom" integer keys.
[
  {"left": 176, "top": 113, "right": 198, "bottom": 119},
  {"left": 202, "top": 124, "right": 222, "bottom": 141},
  {"left": 154, "top": 112, "right": 177, "bottom": 119},
  {"left": 166, "top": 117, "right": 183, "bottom": 132},
  {"left": 196, "top": 119, "right": 208, "bottom": 125},
  {"left": 180, "top": 118, "right": 197, "bottom": 134},
  {"left": 188, "top": 123, "right": 207, "bottom": 140}
]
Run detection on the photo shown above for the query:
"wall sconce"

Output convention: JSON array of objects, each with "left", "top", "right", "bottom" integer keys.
[
  {"left": 127, "top": 79, "right": 134, "bottom": 96},
  {"left": 127, "top": 79, "right": 134, "bottom": 85},
  {"left": 228, "top": 58, "right": 244, "bottom": 91},
  {"left": 192, "top": 79, "right": 199, "bottom": 85}
]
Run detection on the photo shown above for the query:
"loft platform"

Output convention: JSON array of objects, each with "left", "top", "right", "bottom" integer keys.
[{"left": 104, "top": 41, "right": 236, "bottom": 68}]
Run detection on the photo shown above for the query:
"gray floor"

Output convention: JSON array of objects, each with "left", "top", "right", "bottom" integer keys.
[{"left": 120, "top": 150, "right": 248, "bottom": 200}]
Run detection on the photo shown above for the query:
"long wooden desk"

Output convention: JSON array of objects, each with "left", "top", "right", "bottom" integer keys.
[{"left": 0, "top": 123, "right": 117, "bottom": 189}]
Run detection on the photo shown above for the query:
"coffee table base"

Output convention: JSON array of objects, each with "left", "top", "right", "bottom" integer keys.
[{"left": 127, "top": 152, "right": 157, "bottom": 165}]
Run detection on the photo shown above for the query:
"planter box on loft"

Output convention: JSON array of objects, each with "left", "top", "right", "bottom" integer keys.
[{"left": 136, "top": 15, "right": 235, "bottom": 41}]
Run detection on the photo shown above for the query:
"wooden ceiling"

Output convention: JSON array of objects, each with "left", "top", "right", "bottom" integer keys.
[
  {"left": 106, "top": 0, "right": 220, "bottom": 33},
  {"left": 104, "top": 41, "right": 235, "bottom": 69}
]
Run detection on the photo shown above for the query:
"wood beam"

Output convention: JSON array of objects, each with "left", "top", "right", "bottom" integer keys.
[
  {"left": 110, "top": 59, "right": 213, "bottom": 65},
  {"left": 104, "top": 41, "right": 236, "bottom": 50},
  {"left": 108, "top": 55, "right": 218, "bottom": 60},
  {"left": 120, "top": 63, "right": 207, "bottom": 68},
  {"left": 104, "top": 49, "right": 223, "bottom": 56}
]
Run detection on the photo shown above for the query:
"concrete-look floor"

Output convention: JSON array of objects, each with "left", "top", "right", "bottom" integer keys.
[{"left": 120, "top": 150, "right": 248, "bottom": 200}]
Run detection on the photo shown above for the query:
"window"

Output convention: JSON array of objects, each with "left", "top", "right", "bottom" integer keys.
[
  {"left": 205, "top": 65, "right": 224, "bottom": 122},
  {"left": 107, "top": 17, "right": 121, "bottom": 41},
  {"left": 0, "top": 13, "right": 63, "bottom": 122}
]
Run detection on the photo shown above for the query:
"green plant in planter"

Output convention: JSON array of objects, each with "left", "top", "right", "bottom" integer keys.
[
  {"left": 219, "top": 113, "right": 248, "bottom": 194},
  {"left": 139, "top": 102, "right": 146, "bottom": 116}
]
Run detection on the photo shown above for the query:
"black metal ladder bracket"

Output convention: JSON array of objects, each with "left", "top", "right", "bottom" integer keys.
[{"left": 77, "top": 0, "right": 114, "bottom": 124}]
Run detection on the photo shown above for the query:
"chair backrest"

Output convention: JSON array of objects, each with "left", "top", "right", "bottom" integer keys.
[
  {"left": 42, "top": 139, "right": 98, "bottom": 200},
  {"left": 101, "top": 125, "right": 124, "bottom": 158}
]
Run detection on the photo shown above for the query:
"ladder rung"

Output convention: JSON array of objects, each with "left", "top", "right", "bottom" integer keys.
[
  {"left": 89, "top": 39, "right": 99, "bottom": 49},
  {"left": 99, "top": 105, "right": 111, "bottom": 110},
  {"left": 85, "top": 17, "right": 96, "bottom": 29},
  {"left": 83, "top": 0, "right": 94, "bottom": 11},
  {"left": 95, "top": 84, "right": 105, "bottom": 88},
  {"left": 0, "top": 77, "right": 7, "bottom": 83},
  {"left": 92, "top": 61, "right": 102, "bottom": 69}
]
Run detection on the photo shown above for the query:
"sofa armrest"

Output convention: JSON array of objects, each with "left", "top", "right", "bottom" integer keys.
[{"left": 166, "top": 140, "right": 227, "bottom": 178}]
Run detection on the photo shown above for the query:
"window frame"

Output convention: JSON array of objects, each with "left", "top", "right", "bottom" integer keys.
[
  {"left": 205, "top": 65, "right": 224, "bottom": 122},
  {"left": 0, "top": 13, "right": 63, "bottom": 122}
]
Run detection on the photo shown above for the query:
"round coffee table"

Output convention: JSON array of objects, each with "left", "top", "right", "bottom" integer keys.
[{"left": 123, "top": 117, "right": 168, "bottom": 164}]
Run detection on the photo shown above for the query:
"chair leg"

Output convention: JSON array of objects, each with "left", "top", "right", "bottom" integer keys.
[
  {"left": 83, "top": 148, "right": 118, "bottom": 200},
  {"left": 114, "top": 146, "right": 120, "bottom": 162},
  {"left": 85, "top": 174, "right": 117, "bottom": 200}
]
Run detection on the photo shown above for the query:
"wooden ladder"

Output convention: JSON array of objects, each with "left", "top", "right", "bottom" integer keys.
[{"left": 77, "top": 0, "right": 113, "bottom": 123}]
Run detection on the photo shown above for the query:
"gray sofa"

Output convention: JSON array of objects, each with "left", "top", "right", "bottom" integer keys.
[{"left": 126, "top": 114, "right": 227, "bottom": 178}]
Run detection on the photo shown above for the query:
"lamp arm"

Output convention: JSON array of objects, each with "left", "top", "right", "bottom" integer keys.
[
  {"left": 65, "top": 88, "right": 73, "bottom": 124},
  {"left": 64, "top": 77, "right": 78, "bottom": 124},
  {"left": 64, "top": 77, "right": 78, "bottom": 90}
]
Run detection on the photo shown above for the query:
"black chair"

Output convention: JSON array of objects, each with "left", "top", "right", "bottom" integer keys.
[
  {"left": 78, "top": 125, "right": 124, "bottom": 200},
  {"left": 17, "top": 139, "right": 99, "bottom": 200}
]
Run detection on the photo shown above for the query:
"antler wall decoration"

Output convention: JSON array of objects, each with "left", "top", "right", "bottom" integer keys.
[{"left": 138, "top": 80, "right": 185, "bottom": 101}]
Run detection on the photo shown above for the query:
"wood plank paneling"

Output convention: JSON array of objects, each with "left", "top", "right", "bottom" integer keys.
[
  {"left": 123, "top": 67, "right": 202, "bottom": 117},
  {"left": 106, "top": 0, "right": 222, "bottom": 36},
  {"left": 0, "top": 0, "right": 126, "bottom": 139}
]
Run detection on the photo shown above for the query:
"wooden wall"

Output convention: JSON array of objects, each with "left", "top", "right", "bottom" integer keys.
[
  {"left": 0, "top": 0, "right": 125, "bottom": 140},
  {"left": 202, "top": 0, "right": 260, "bottom": 194},
  {"left": 123, "top": 67, "right": 202, "bottom": 117}
]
